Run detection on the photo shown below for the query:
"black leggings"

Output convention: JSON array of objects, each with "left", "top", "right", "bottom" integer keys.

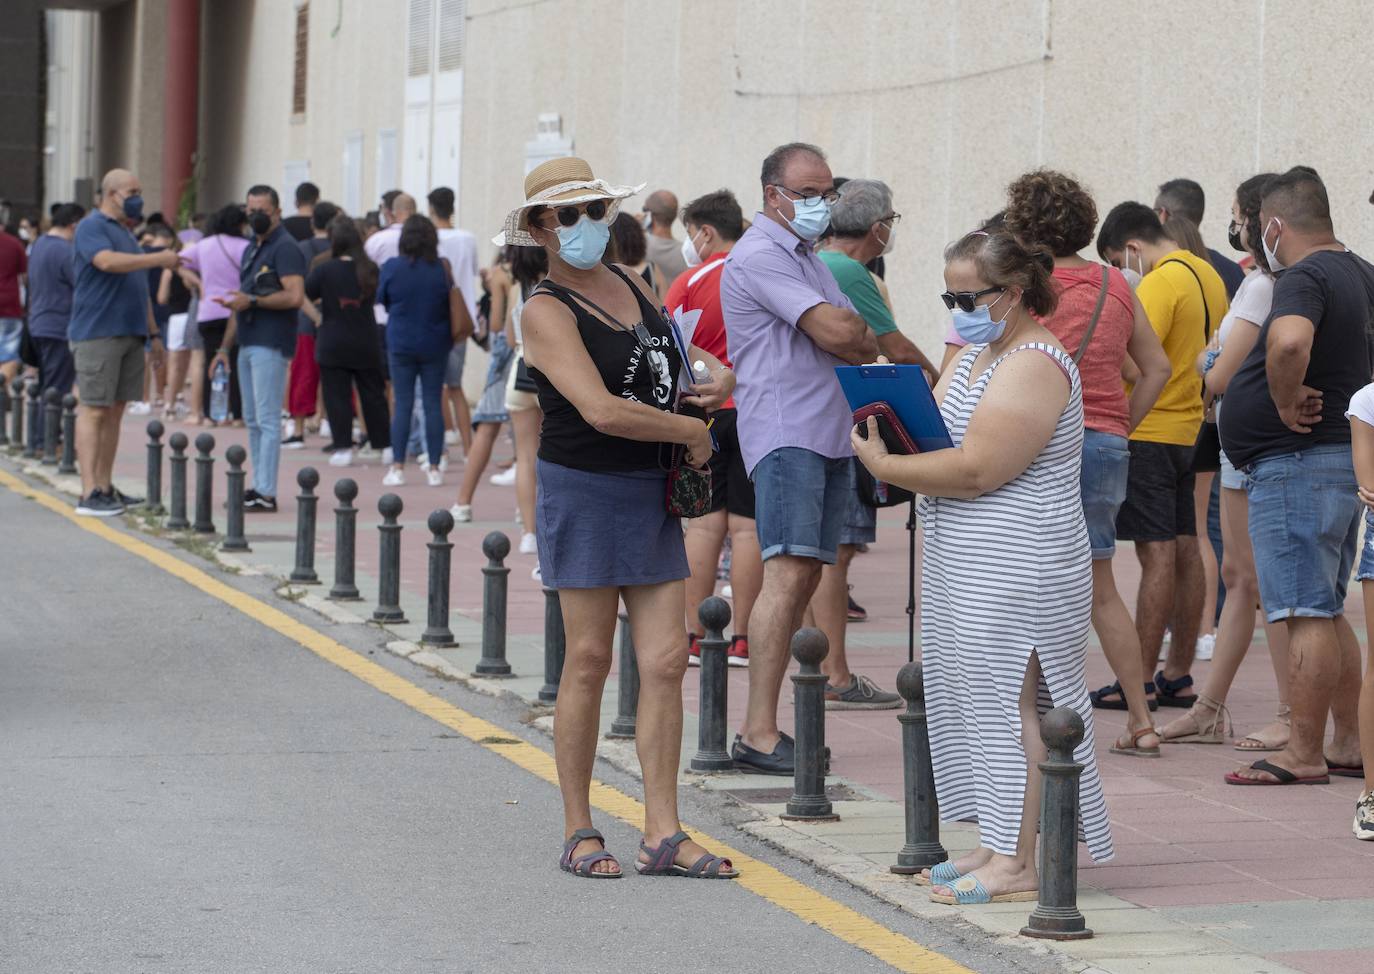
[
  {"left": 320, "top": 364, "right": 391, "bottom": 450},
  {"left": 197, "top": 321, "right": 243, "bottom": 420}
]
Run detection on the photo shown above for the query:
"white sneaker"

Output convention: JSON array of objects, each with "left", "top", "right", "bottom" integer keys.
[
  {"left": 426, "top": 467, "right": 443, "bottom": 487},
  {"left": 381, "top": 447, "right": 394, "bottom": 465},
  {"left": 319, "top": 419, "right": 332, "bottom": 440},
  {"left": 437, "top": 454, "right": 449, "bottom": 472},
  {"left": 531, "top": 565, "right": 542, "bottom": 582},
  {"left": 519, "top": 531, "right": 538, "bottom": 555},
  {"left": 283, "top": 418, "right": 297, "bottom": 439},
  {"left": 1195, "top": 633, "right": 1216, "bottom": 662},
  {"left": 328, "top": 449, "right": 353, "bottom": 467},
  {"left": 444, "top": 429, "right": 460, "bottom": 446},
  {"left": 382, "top": 467, "right": 405, "bottom": 487},
  {"left": 490, "top": 466, "right": 517, "bottom": 487},
  {"left": 450, "top": 503, "right": 473, "bottom": 522},
  {"left": 128, "top": 401, "right": 152, "bottom": 416}
]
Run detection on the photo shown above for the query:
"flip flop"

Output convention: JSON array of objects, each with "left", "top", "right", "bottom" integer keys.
[
  {"left": 1328, "top": 762, "right": 1365, "bottom": 778},
  {"left": 1225, "top": 758, "right": 1330, "bottom": 786},
  {"left": 914, "top": 860, "right": 961, "bottom": 887},
  {"left": 637, "top": 830, "right": 739, "bottom": 879},
  {"left": 559, "top": 827, "right": 622, "bottom": 879},
  {"left": 929, "top": 874, "right": 1038, "bottom": 905}
]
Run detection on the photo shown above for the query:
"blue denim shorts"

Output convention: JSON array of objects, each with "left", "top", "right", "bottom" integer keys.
[
  {"left": 1245, "top": 445, "right": 1360, "bottom": 621},
  {"left": 752, "top": 447, "right": 850, "bottom": 564},
  {"left": 1357, "top": 510, "right": 1374, "bottom": 582},
  {"left": 0, "top": 317, "right": 22, "bottom": 363},
  {"left": 1079, "top": 429, "right": 1130, "bottom": 559},
  {"left": 839, "top": 458, "right": 877, "bottom": 547}
]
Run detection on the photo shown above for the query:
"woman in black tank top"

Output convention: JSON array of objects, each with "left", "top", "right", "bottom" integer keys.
[{"left": 503, "top": 157, "right": 738, "bottom": 880}]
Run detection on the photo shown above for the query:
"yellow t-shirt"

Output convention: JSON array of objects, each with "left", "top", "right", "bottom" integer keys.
[{"left": 1131, "top": 249, "right": 1231, "bottom": 445}]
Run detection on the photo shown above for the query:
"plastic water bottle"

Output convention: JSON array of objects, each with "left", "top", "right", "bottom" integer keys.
[{"left": 209, "top": 362, "right": 229, "bottom": 423}]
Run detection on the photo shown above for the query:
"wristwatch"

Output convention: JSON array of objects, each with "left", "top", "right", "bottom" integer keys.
[{"left": 249, "top": 295, "right": 258, "bottom": 309}]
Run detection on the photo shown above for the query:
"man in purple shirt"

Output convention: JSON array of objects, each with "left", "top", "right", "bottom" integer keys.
[{"left": 721, "top": 142, "right": 877, "bottom": 775}]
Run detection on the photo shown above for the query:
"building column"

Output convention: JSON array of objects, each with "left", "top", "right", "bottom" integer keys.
[{"left": 160, "top": 0, "right": 199, "bottom": 219}]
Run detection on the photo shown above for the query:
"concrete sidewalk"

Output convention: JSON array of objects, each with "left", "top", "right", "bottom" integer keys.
[{"left": 15, "top": 409, "right": 1374, "bottom": 974}]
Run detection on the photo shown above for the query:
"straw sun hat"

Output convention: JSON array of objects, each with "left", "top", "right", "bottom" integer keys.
[{"left": 494, "top": 156, "right": 644, "bottom": 247}]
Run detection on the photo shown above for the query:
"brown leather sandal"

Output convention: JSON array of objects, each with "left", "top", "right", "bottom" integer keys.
[{"left": 1110, "top": 725, "right": 1161, "bottom": 758}]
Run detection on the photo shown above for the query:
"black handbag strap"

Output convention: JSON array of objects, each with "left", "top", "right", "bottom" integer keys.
[
  {"left": 1072, "top": 265, "right": 1112, "bottom": 364},
  {"left": 1159, "top": 257, "right": 1212, "bottom": 340}
]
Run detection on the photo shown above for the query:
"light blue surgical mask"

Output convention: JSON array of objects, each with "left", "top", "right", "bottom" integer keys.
[
  {"left": 950, "top": 290, "right": 1011, "bottom": 344},
  {"left": 553, "top": 215, "right": 611, "bottom": 269},
  {"left": 775, "top": 187, "right": 832, "bottom": 242}
]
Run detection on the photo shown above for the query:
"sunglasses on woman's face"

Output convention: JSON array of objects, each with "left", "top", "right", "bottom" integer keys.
[
  {"left": 940, "top": 286, "right": 1004, "bottom": 313},
  {"left": 545, "top": 199, "right": 608, "bottom": 229}
]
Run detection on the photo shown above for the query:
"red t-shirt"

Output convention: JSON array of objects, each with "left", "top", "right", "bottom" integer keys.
[
  {"left": 665, "top": 252, "right": 734, "bottom": 409},
  {"left": 1040, "top": 263, "right": 1136, "bottom": 438},
  {"left": 0, "top": 232, "right": 28, "bottom": 318}
]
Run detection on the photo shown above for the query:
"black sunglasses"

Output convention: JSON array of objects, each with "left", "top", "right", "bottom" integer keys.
[
  {"left": 940, "top": 286, "right": 1004, "bottom": 313},
  {"left": 547, "top": 199, "right": 608, "bottom": 228}
]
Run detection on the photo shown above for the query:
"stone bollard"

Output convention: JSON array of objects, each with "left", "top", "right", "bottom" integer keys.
[
  {"left": 166, "top": 432, "right": 190, "bottom": 529},
  {"left": 781, "top": 628, "right": 838, "bottom": 822},
  {"left": 23, "top": 380, "right": 40, "bottom": 459},
  {"left": 420, "top": 509, "right": 457, "bottom": 647},
  {"left": 290, "top": 467, "right": 321, "bottom": 583},
  {"left": 1021, "top": 707, "right": 1093, "bottom": 940},
  {"left": 58, "top": 394, "right": 78, "bottom": 474},
  {"left": 221, "top": 445, "right": 250, "bottom": 551},
  {"left": 7, "top": 378, "right": 23, "bottom": 453},
  {"left": 372, "top": 493, "right": 407, "bottom": 624},
  {"left": 689, "top": 596, "right": 734, "bottom": 771},
  {"left": 192, "top": 432, "right": 215, "bottom": 533},
  {"left": 328, "top": 478, "right": 361, "bottom": 601},
  {"left": 144, "top": 420, "right": 165, "bottom": 514},
  {"left": 475, "top": 531, "right": 513, "bottom": 676},
  {"left": 0, "top": 378, "right": 9, "bottom": 447},
  {"left": 41, "top": 388, "right": 61, "bottom": 464},
  {"left": 606, "top": 611, "right": 640, "bottom": 740},
  {"left": 538, "top": 586, "right": 565, "bottom": 703},
  {"left": 890, "top": 662, "right": 949, "bottom": 875}
]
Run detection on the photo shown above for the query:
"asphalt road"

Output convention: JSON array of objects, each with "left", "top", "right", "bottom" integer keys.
[{"left": 0, "top": 480, "right": 1059, "bottom": 974}]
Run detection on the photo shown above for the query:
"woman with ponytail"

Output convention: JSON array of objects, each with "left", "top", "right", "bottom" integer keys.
[{"left": 852, "top": 228, "right": 1114, "bottom": 905}]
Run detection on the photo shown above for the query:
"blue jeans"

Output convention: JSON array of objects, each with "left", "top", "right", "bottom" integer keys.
[
  {"left": 389, "top": 351, "right": 446, "bottom": 465},
  {"left": 751, "top": 447, "right": 850, "bottom": 564},
  {"left": 1245, "top": 444, "right": 1360, "bottom": 621},
  {"left": 237, "top": 345, "right": 289, "bottom": 498},
  {"left": 1079, "top": 429, "right": 1130, "bottom": 559}
]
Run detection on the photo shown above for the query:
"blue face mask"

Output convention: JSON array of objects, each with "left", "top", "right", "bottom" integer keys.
[
  {"left": 554, "top": 215, "right": 611, "bottom": 270},
  {"left": 950, "top": 290, "right": 1011, "bottom": 344},
  {"left": 776, "top": 189, "right": 832, "bottom": 242},
  {"left": 122, "top": 193, "right": 144, "bottom": 222}
]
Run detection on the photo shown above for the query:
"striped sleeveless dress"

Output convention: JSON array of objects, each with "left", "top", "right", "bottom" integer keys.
[{"left": 920, "top": 341, "right": 1114, "bottom": 864}]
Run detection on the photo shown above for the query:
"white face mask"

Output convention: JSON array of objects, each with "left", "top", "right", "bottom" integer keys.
[
  {"left": 1120, "top": 244, "right": 1147, "bottom": 281},
  {"left": 681, "top": 229, "right": 705, "bottom": 268},
  {"left": 878, "top": 220, "right": 896, "bottom": 256},
  {"left": 1262, "top": 217, "right": 1286, "bottom": 272},
  {"left": 1120, "top": 266, "right": 1142, "bottom": 290},
  {"left": 641, "top": 212, "right": 654, "bottom": 232}
]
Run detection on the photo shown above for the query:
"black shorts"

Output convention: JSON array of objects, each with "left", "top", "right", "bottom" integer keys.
[
  {"left": 1115, "top": 439, "right": 1197, "bottom": 542},
  {"left": 706, "top": 408, "right": 756, "bottom": 519}
]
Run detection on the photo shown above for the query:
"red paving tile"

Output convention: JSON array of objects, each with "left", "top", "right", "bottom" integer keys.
[
  {"left": 1268, "top": 949, "right": 1374, "bottom": 973},
  {"left": 103, "top": 413, "right": 1374, "bottom": 912}
]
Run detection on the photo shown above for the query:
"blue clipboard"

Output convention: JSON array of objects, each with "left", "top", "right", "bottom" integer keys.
[{"left": 835, "top": 364, "right": 953, "bottom": 453}]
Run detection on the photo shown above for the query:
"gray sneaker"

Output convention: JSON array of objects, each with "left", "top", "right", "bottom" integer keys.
[
  {"left": 1356, "top": 791, "right": 1374, "bottom": 841},
  {"left": 824, "top": 674, "right": 901, "bottom": 710}
]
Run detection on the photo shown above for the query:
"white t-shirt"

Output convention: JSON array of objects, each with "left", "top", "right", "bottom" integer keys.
[
  {"left": 436, "top": 227, "right": 479, "bottom": 322},
  {"left": 363, "top": 225, "right": 402, "bottom": 323},
  {"left": 1218, "top": 270, "right": 1274, "bottom": 347},
  {"left": 1346, "top": 382, "right": 1374, "bottom": 427}
]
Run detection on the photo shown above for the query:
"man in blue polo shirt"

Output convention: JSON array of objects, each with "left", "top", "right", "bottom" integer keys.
[
  {"left": 70, "top": 169, "right": 178, "bottom": 516},
  {"left": 209, "top": 184, "right": 305, "bottom": 513}
]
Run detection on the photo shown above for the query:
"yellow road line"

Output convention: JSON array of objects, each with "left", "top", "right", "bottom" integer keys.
[{"left": 0, "top": 468, "right": 972, "bottom": 974}]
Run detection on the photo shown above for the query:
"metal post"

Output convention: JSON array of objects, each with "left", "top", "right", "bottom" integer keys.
[
  {"left": 475, "top": 531, "right": 512, "bottom": 676},
  {"left": 538, "top": 586, "right": 565, "bottom": 703},
  {"left": 41, "top": 388, "right": 60, "bottom": 464},
  {"left": 57, "top": 394, "right": 77, "bottom": 475},
  {"left": 420, "top": 509, "right": 457, "bottom": 646},
  {"left": 328, "top": 478, "right": 361, "bottom": 601},
  {"left": 166, "top": 432, "right": 190, "bottom": 529},
  {"left": 221, "top": 444, "right": 250, "bottom": 551},
  {"left": 372, "top": 493, "right": 407, "bottom": 624},
  {"left": 606, "top": 610, "right": 640, "bottom": 739},
  {"left": 0, "top": 378, "right": 9, "bottom": 447},
  {"left": 289, "top": 467, "right": 321, "bottom": 583},
  {"left": 689, "top": 596, "right": 734, "bottom": 770},
  {"left": 1021, "top": 707, "right": 1093, "bottom": 940},
  {"left": 144, "top": 420, "right": 165, "bottom": 515},
  {"left": 6, "top": 378, "right": 22, "bottom": 453},
  {"left": 890, "top": 662, "right": 949, "bottom": 874},
  {"left": 192, "top": 432, "right": 215, "bottom": 533},
  {"left": 781, "top": 628, "right": 838, "bottom": 822},
  {"left": 22, "top": 380, "right": 40, "bottom": 459}
]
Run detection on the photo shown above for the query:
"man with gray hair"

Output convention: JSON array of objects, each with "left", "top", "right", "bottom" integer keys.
[
  {"left": 721, "top": 142, "right": 878, "bottom": 773},
  {"left": 642, "top": 189, "right": 688, "bottom": 283},
  {"left": 805, "top": 177, "right": 939, "bottom": 710}
]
